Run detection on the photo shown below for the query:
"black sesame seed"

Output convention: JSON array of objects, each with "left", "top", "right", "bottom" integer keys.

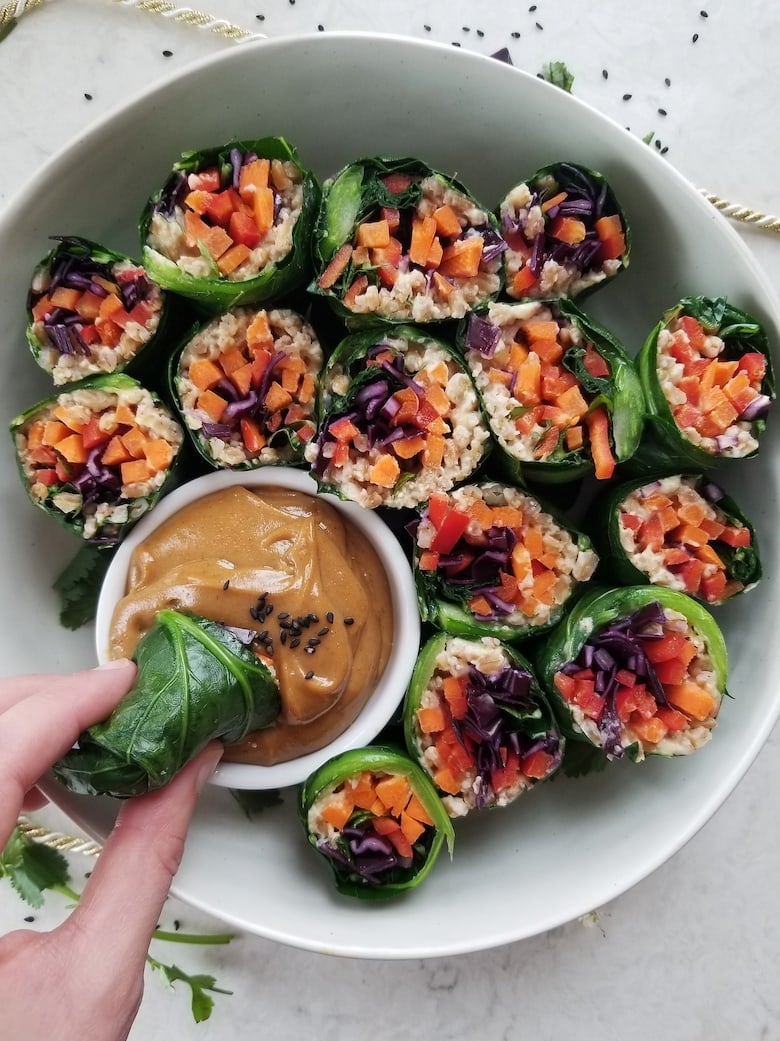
[
  {"left": 452, "top": 41, "right": 461, "bottom": 47},
  {"left": 317, "top": 24, "right": 324, "bottom": 30},
  {"left": 85, "top": 871, "right": 92, "bottom": 878},
  {"left": 222, "top": 579, "right": 230, "bottom": 590},
  {"left": 423, "top": 24, "right": 431, "bottom": 31},
  {"left": 654, "top": 139, "right": 661, "bottom": 150},
  {"left": 462, "top": 25, "right": 470, "bottom": 32},
  {"left": 700, "top": 9, "right": 708, "bottom": 17},
  {"left": 84, "top": 92, "right": 93, "bottom": 100},
  {"left": 308, "top": 637, "right": 321, "bottom": 647},
  {"left": 308, "top": 614, "right": 319, "bottom": 624},
  {"left": 290, "top": 637, "right": 300, "bottom": 649},
  {"left": 511, "top": 31, "right": 521, "bottom": 39},
  {"left": 692, "top": 32, "right": 699, "bottom": 42},
  {"left": 24, "top": 915, "right": 34, "bottom": 923},
  {"left": 622, "top": 93, "right": 632, "bottom": 101},
  {"left": 665, "top": 76, "right": 671, "bottom": 86},
  {"left": 280, "top": 630, "right": 288, "bottom": 645},
  {"left": 529, "top": 3, "right": 537, "bottom": 9},
  {"left": 318, "top": 627, "right": 329, "bottom": 637},
  {"left": 162, "top": 49, "right": 173, "bottom": 57},
  {"left": 344, "top": 616, "right": 354, "bottom": 626},
  {"left": 476, "top": 29, "right": 484, "bottom": 37},
  {"left": 305, "top": 670, "right": 314, "bottom": 680},
  {"left": 326, "top": 611, "right": 334, "bottom": 624},
  {"left": 174, "top": 920, "right": 181, "bottom": 930},
  {"left": 658, "top": 107, "right": 667, "bottom": 116},
  {"left": 535, "top": 22, "right": 543, "bottom": 30},
  {"left": 602, "top": 69, "right": 608, "bottom": 79},
  {"left": 256, "top": 13, "right": 265, "bottom": 20},
  {"left": 278, "top": 612, "right": 290, "bottom": 620},
  {"left": 661, "top": 146, "right": 669, "bottom": 155}
]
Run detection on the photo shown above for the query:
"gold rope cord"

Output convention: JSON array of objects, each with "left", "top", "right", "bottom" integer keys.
[{"left": 16, "top": 816, "right": 103, "bottom": 858}]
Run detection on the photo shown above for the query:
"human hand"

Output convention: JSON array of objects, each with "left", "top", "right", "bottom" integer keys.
[{"left": 0, "top": 660, "right": 223, "bottom": 1041}]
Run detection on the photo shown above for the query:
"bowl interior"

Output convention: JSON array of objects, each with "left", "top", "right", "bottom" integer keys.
[
  {"left": 96, "top": 466, "right": 420, "bottom": 790},
  {"left": 3, "top": 32, "right": 779, "bottom": 957}
]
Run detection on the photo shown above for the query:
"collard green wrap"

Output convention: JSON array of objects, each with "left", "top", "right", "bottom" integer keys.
[
  {"left": 457, "top": 298, "right": 644, "bottom": 484},
  {"left": 633, "top": 295, "right": 775, "bottom": 471},
  {"left": 309, "top": 155, "right": 505, "bottom": 324},
  {"left": 9, "top": 373, "right": 185, "bottom": 545},
  {"left": 299, "top": 746, "right": 454, "bottom": 900},
  {"left": 535, "top": 585, "right": 729, "bottom": 761},
  {"left": 55, "top": 610, "right": 280, "bottom": 798},
  {"left": 410, "top": 481, "right": 598, "bottom": 643},
  {"left": 594, "top": 472, "right": 761, "bottom": 605},
  {"left": 498, "top": 161, "right": 630, "bottom": 301},
  {"left": 140, "top": 137, "right": 321, "bottom": 313},
  {"left": 26, "top": 236, "right": 172, "bottom": 387},
  {"left": 306, "top": 325, "right": 492, "bottom": 509},
  {"left": 403, "top": 632, "right": 562, "bottom": 814}
]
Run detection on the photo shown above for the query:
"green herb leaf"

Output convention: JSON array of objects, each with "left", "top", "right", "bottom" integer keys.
[
  {"left": 229, "top": 788, "right": 283, "bottom": 819},
  {"left": 560, "top": 742, "right": 608, "bottom": 778},
  {"left": 147, "top": 957, "right": 233, "bottom": 1024},
  {"left": 540, "top": 61, "right": 574, "bottom": 92},
  {"left": 0, "top": 828, "right": 71, "bottom": 908},
  {"left": 53, "top": 544, "right": 114, "bottom": 630}
]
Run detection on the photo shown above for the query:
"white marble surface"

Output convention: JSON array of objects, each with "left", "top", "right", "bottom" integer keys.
[{"left": 1, "top": 2, "right": 779, "bottom": 1038}]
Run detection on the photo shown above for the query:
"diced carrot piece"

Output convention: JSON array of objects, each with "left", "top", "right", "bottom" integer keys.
[
  {"left": 320, "top": 793, "right": 354, "bottom": 829},
  {"left": 356, "top": 219, "right": 391, "bottom": 249},
  {"left": 556, "top": 384, "right": 589, "bottom": 419},
  {"left": 350, "top": 775, "right": 378, "bottom": 811},
  {"left": 433, "top": 767, "right": 462, "bottom": 796},
  {"left": 204, "top": 190, "right": 238, "bottom": 228},
  {"left": 442, "top": 676, "right": 468, "bottom": 719},
  {"left": 524, "top": 526, "right": 545, "bottom": 560},
  {"left": 374, "top": 774, "right": 412, "bottom": 816},
  {"left": 665, "top": 681, "right": 717, "bottom": 721},
  {"left": 700, "top": 570, "right": 728, "bottom": 602},
  {"left": 399, "top": 811, "right": 426, "bottom": 845},
  {"left": 404, "top": 794, "right": 434, "bottom": 826},
  {"left": 74, "top": 290, "right": 104, "bottom": 321},
  {"left": 511, "top": 542, "right": 532, "bottom": 583},
  {"left": 217, "top": 242, "right": 251, "bottom": 275},
  {"left": 49, "top": 286, "right": 82, "bottom": 311},
  {"left": 673, "top": 523, "right": 710, "bottom": 548},
  {"left": 264, "top": 381, "right": 293, "bottom": 413},
  {"left": 511, "top": 265, "right": 538, "bottom": 296},
  {"left": 541, "top": 190, "right": 568, "bottom": 213},
  {"left": 31, "top": 295, "right": 53, "bottom": 322},
  {"left": 248, "top": 187, "right": 273, "bottom": 239},
  {"left": 719, "top": 524, "right": 751, "bottom": 548},
  {"left": 417, "top": 549, "right": 440, "bottom": 572},
  {"left": 143, "top": 439, "right": 175, "bottom": 471},
  {"left": 533, "top": 569, "right": 558, "bottom": 604},
  {"left": 120, "top": 458, "right": 154, "bottom": 485},
  {"left": 426, "top": 236, "right": 444, "bottom": 269},
  {"left": 409, "top": 216, "right": 438, "bottom": 266},
  {"left": 41, "top": 420, "right": 69, "bottom": 446},
  {"left": 98, "top": 292, "right": 125, "bottom": 322},
  {"left": 111, "top": 403, "right": 135, "bottom": 428},
  {"left": 522, "top": 321, "right": 560, "bottom": 343},
  {"left": 438, "top": 236, "right": 483, "bottom": 278},
  {"left": 226, "top": 362, "right": 252, "bottom": 397},
  {"left": 431, "top": 204, "right": 462, "bottom": 239},
  {"left": 184, "top": 209, "right": 211, "bottom": 247},
  {"left": 184, "top": 188, "right": 210, "bottom": 214},
  {"left": 214, "top": 347, "right": 245, "bottom": 377},
  {"left": 120, "top": 426, "right": 150, "bottom": 459},
  {"left": 549, "top": 215, "right": 586, "bottom": 244},
  {"left": 632, "top": 716, "right": 668, "bottom": 745},
  {"left": 594, "top": 214, "right": 624, "bottom": 242},
  {"left": 369, "top": 454, "right": 400, "bottom": 488},
  {"left": 516, "top": 352, "right": 542, "bottom": 405},
  {"left": 432, "top": 271, "right": 454, "bottom": 298},
  {"left": 328, "top": 416, "right": 360, "bottom": 442},
  {"left": 197, "top": 389, "right": 229, "bottom": 423},
  {"left": 467, "top": 594, "right": 492, "bottom": 617},
  {"left": 417, "top": 705, "right": 447, "bottom": 734},
  {"left": 203, "top": 225, "right": 234, "bottom": 260},
  {"left": 393, "top": 435, "right": 427, "bottom": 460},
  {"left": 565, "top": 425, "right": 584, "bottom": 450},
  {"left": 101, "top": 436, "right": 133, "bottom": 466},
  {"left": 56, "top": 433, "right": 88, "bottom": 464},
  {"left": 696, "top": 543, "right": 726, "bottom": 570},
  {"left": 238, "top": 157, "right": 270, "bottom": 195}
]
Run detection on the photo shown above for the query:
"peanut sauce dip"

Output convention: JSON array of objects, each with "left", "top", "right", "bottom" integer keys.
[{"left": 108, "top": 485, "right": 394, "bottom": 765}]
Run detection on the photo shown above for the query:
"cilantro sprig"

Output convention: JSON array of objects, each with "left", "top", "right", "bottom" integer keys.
[{"left": 1, "top": 826, "right": 235, "bottom": 1024}]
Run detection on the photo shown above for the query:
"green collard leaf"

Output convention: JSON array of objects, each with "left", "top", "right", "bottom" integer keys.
[
  {"left": 147, "top": 958, "right": 233, "bottom": 1024},
  {"left": 0, "top": 828, "right": 70, "bottom": 908},
  {"left": 540, "top": 61, "right": 574, "bottom": 93},
  {"left": 560, "top": 742, "right": 608, "bottom": 779},
  {"left": 53, "top": 544, "right": 114, "bottom": 630}
]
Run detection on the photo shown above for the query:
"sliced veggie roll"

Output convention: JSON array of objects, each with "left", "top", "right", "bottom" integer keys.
[
  {"left": 600, "top": 473, "right": 761, "bottom": 605},
  {"left": 140, "top": 137, "right": 320, "bottom": 311},
  {"left": 299, "top": 746, "right": 454, "bottom": 900},
  {"left": 27, "top": 236, "right": 168, "bottom": 386},
  {"left": 458, "top": 298, "right": 643, "bottom": 483},
  {"left": 172, "top": 306, "right": 321, "bottom": 469},
  {"left": 403, "top": 633, "right": 562, "bottom": 817},
  {"left": 306, "top": 326, "right": 492, "bottom": 509},
  {"left": 10, "top": 373, "right": 184, "bottom": 544},
  {"left": 498, "top": 161, "right": 629, "bottom": 300},
  {"left": 310, "top": 155, "right": 505, "bottom": 323},
  {"left": 536, "top": 586, "right": 729, "bottom": 761},
  {"left": 410, "top": 481, "right": 598, "bottom": 642},
  {"left": 634, "top": 296, "right": 775, "bottom": 468},
  {"left": 55, "top": 610, "right": 280, "bottom": 798}
]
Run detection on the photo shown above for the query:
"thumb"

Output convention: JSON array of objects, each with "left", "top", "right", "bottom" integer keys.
[{"left": 61, "top": 743, "right": 222, "bottom": 974}]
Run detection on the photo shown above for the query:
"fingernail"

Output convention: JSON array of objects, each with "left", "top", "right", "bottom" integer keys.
[
  {"left": 195, "top": 744, "right": 224, "bottom": 792},
  {"left": 95, "top": 657, "right": 134, "bottom": 670}
]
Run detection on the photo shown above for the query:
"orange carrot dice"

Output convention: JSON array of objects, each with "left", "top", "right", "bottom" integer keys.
[
  {"left": 408, "top": 216, "right": 438, "bottom": 266},
  {"left": 416, "top": 705, "right": 447, "bottom": 735},
  {"left": 356, "top": 219, "right": 391, "bottom": 249},
  {"left": 120, "top": 458, "right": 154, "bottom": 485},
  {"left": 196, "top": 389, "right": 229, "bottom": 423},
  {"left": 438, "top": 236, "right": 483, "bottom": 278},
  {"left": 368, "top": 454, "right": 400, "bottom": 488},
  {"left": 143, "top": 438, "right": 175, "bottom": 472}
]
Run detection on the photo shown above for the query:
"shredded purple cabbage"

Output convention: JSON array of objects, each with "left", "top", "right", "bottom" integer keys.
[
  {"left": 464, "top": 313, "right": 501, "bottom": 357},
  {"left": 561, "top": 601, "right": 671, "bottom": 757},
  {"left": 316, "top": 818, "right": 412, "bottom": 886},
  {"left": 450, "top": 663, "right": 561, "bottom": 805}
]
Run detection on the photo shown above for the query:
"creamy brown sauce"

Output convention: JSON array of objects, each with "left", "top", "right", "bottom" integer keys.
[{"left": 109, "top": 485, "right": 394, "bottom": 765}]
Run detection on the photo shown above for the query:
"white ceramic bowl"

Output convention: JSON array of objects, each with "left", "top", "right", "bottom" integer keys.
[
  {"left": 2, "top": 32, "right": 779, "bottom": 958},
  {"left": 95, "top": 467, "right": 420, "bottom": 790}
]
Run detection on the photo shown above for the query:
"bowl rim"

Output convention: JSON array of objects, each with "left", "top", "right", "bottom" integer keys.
[{"left": 96, "top": 465, "right": 421, "bottom": 790}]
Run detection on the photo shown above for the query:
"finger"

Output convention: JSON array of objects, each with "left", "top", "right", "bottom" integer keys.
[
  {"left": 62, "top": 743, "right": 222, "bottom": 977},
  {"left": 21, "top": 787, "right": 49, "bottom": 812},
  {"left": 0, "top": 660, "right": 136, "bottom": 846}
]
